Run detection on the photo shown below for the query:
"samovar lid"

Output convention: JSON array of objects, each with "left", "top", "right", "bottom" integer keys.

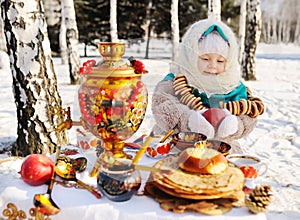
[
  {"left": 92, "top": 42, "right": 139, "bottom": 77},
  {"left": 80, "top": 42, "right": 147, "bottom": 77}
]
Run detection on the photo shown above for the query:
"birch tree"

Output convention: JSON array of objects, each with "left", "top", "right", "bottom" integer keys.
[
  {"left": 0, "top": 8, "right": 5, "bottom": 51},
  {"left": 242, "top": 0, "right": 262, "bottom": 80},
  {"left": 110, "top": 0, "right": 118, "bottom": 42},
  {"left": 43, "top": 0, "right": 61, "bottom": 54},
  {"left": 295, "top": 5, "right": 300, "bottom": 45},
  {"left": 1, "top": 0, "right": 67, "bottom": 156},
  {"left": 208, "top": 0, "right": 221, "bottom": 20},
  {"left": 238, "top": 0, "right": 247, "bottom": 64},
  {"left": 145, "top": 1, "right": 152, "bottom": 59},
  {"left": 260, "top": 0, "right": 299, "bottom": 44},
  {"left": 60, "top": 3, "right": 68, "bottom": 64},
  {"left": 61, "top": 0, "right": 80, "bottom": 85},
  {"left": 171, "top": 0, "right": 179, "bottom": 61}
]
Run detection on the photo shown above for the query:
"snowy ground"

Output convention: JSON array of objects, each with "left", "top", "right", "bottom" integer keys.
[{"left": 0, "top": 41, "right": 300, "bottom": 220}]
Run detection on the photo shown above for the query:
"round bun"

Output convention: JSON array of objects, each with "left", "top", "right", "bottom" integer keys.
[{"left": 178, "top": 148, "right": 228, "bottom": 175}]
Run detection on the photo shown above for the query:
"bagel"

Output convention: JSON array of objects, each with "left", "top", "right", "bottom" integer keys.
[
  {"left": 239, "top": 99, "right": 248, "bottom": 115},
  {"left": 174, "top": 84, "right": 189, "bottom": 95},
  {"left": 245, "top": 100, "right": 252, "bottom": 115},
  {"left": 231, "top": 101, "right": 239, "bottom": 115},
  {"left": 187, "top": 96, "right": 197, "bottom": 108},
  {"left": 192, "top": 97, "right": 203, "bottom": 109},
  {"left": 179, "top": 87, "right": 192, "bottom": 96},
  {"left": 227, "top": 101, "right": 233, "bottom": 114},
  {"left": 178, "top": 148, "right": 228, "bottom": 175},
  {"left": 173, "top": 82, "right": 188, "bottom": 91},
  {"left": 256, "top": 101, "right": 265, "bottom": 115},
  {"left": 179, "top": 92, "right": 191, "bottom": 103},
  {"left": 249, "top": 102, "right": 259, "bottom": 118}
]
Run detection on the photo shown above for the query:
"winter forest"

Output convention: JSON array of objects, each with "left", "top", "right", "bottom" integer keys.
[
  {"left": 0, "top": 0, "right": 300, "bottom": 219},
  {"left": 260, "top": 0, "right": 300, "bottom": 44},
  {"left": 1, "top": 0, "right": 300, "bottom": 50},
  {"left": 0, "top": 0, "right": 299, "bottom": 162}
]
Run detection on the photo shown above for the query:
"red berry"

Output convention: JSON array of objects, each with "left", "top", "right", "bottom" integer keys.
[
  {"left": 89, "top": 59, "right": 96, "bottom": 66},
  {"left": 243, "top": 186, "right": 253, "bottom": 195},
  {"left": 151, "top": 150, "right": 157, "bottom": 157},
  {"left": 80, "top": 67, "right": 87, "bottom": 74},
  {"left": 136, "top": 81, "right": 144, "bottom": 89},
  {"left": 157, "top": 146, "right": 164, "bottom": 154},
  {"left": 106, "top": 107, "right": 113, "bottom": 116},
  {"left": 164, "top": 143, "right": 171, "bottom": 153},
  {"left": 146, "top": 147, "right": 152, "bottom": 154},
  {"left": 133, "top": 61, "right": 146, "bottom": 74},
  {"left": 95, "top": 114, "right": 103, "bottom": 124}
]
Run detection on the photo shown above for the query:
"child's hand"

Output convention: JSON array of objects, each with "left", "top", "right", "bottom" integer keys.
[
  {"left": 215, "top": 111, "right": 238, "bottom": 138},
  {"left": 202, "top": 108, "right": 227, "bottom": 131},
  {"left": 188, "top": 110, "right": 215, "bottom": 139}
]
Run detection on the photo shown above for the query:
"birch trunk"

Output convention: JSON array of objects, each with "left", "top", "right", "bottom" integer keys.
[
  {"left": 61, "top": 0, "right": 80, "bottom": 84},
  {"left": 44, "top": 0, "right": 60, "bottom": 26},
  {"left": 43, "top": 0, "right": 61, "bottom": 54},
  {"left": 145, "top": 1, "right": 152, "bottom": 59},
  {"left": 1, "top": 0, "right": 67, "bottom": 156},
  {"left": 242, "top": 0, "right": 262, "bottom": 81},
  {"left": 266, "top": 18, "right": 271, "bottom": 43},
  {"left": 238, "top": 0, "right": 247, "bottom": 64},
  {"left": 60, "top": 4, "right": 68, "bottom": 64},
  {"left": 295, "top": 13, "right": 300, "bottom": 44},
  {"left": 0, "top": 15, "right": 5, "bottom": 50},
  {"left": 171, "top": 0, "right": 179, "bottom": 62},
  {"left": 208, "top": 0, "right": 221, "bottom": 20},
  {"left": 278, "top": 19, "right": 283, "bottom": 43},
  {"left": 271, "top": 18, "right": 277, "bottom": 43},
  {"left": 110, "top": 0, "right": 118, "bottom": 42}
]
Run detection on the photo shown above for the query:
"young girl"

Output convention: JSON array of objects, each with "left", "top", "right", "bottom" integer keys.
[{"left": 151, "top": 18, "right": 264, "bottom": 152}]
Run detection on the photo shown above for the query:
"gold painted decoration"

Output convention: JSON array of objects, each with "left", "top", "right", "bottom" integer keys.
[{"left": 2, "top": 203, "right": 51, "bottom": 220}]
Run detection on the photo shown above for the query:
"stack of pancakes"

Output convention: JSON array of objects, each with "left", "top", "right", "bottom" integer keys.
[{"left": 145, "top": 156, "right": 245, "bottom": 215}]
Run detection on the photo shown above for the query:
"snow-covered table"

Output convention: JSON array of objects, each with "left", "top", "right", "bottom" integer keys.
[{"left": 0, "top": 148, "right": 267, "bottom": 220}]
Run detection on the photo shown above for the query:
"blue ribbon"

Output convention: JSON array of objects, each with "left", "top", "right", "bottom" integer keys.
[{"left": 198, "top": 25, "right": 230, "bottom": 46}]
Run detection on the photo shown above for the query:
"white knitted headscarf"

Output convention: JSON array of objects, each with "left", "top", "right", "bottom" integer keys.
[{"left": 170, "top": 18, "right": 242, "bottom": 97}]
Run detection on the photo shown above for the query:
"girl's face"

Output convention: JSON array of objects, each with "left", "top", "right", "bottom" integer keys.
[{"left": 197, "top": 53, "right": 226, "bottom": 76}]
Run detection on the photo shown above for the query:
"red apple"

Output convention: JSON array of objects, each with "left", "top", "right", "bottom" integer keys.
[
  {"left": 202, "top": 108, "right": 226, "bottom": 131},
  {"left": 19, "top": 154, "right": 55, "bottom": 186}
]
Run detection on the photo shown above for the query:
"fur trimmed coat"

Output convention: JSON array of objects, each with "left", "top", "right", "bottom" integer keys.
[
  {"left": 151, "top": 78, "right": 258, "bottom": 153},
  {"left": 151, "top": 18, "right": 264, "bottom": 153}
]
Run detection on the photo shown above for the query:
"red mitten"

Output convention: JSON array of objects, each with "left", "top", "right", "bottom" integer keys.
[{"left": 202, "top": 108, "right": 227, "bottom": 131}]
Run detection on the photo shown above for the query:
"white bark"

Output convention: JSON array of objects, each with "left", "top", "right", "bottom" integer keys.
[
  {"left": 61, "top": 0, "right": 80, "bottom": 84},
  {"left": 260, "top": 0, "right": 299, "bottom": 44},
  {"left": 1, "top": 0, "right": 66, "bottom": 155},
  {"left": 0, "top": 7, "right": 6, "bottom": 51},
  {"left": 272, "top": 18, "right": 278, "bottom": 43},
  {"left": 242, "top": 0, "right": 262, "bottom": 80},
  {"left": 43, "top": 0, "right": 60, "bottom": 26},
  {"left": 60, "top": 4, "right": 68, "bottom": 64},
  {"left": 265, "top": 17, "right": 271, "bottom": 43},
  {"left": 295, "top": 13, "right": 300, "bottom": 44},
  {"left": 110, "top": 0, "right": 118, "bottom": 42},
  {"left": 171, "top": 0, "right": 179, "bottom": 62},
  {"left": 208, "top": 0, "right": 221, "bottom": 20},
  {"left": 278, "top": 19, "right": 283, "bottom": 43},
  {"left": 238, "top": 0, "right": 247, "bottom": 64}
]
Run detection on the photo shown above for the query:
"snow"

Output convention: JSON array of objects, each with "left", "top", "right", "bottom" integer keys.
[{"left": 0, "top": 41, "right": 300, "bottom": 220}]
